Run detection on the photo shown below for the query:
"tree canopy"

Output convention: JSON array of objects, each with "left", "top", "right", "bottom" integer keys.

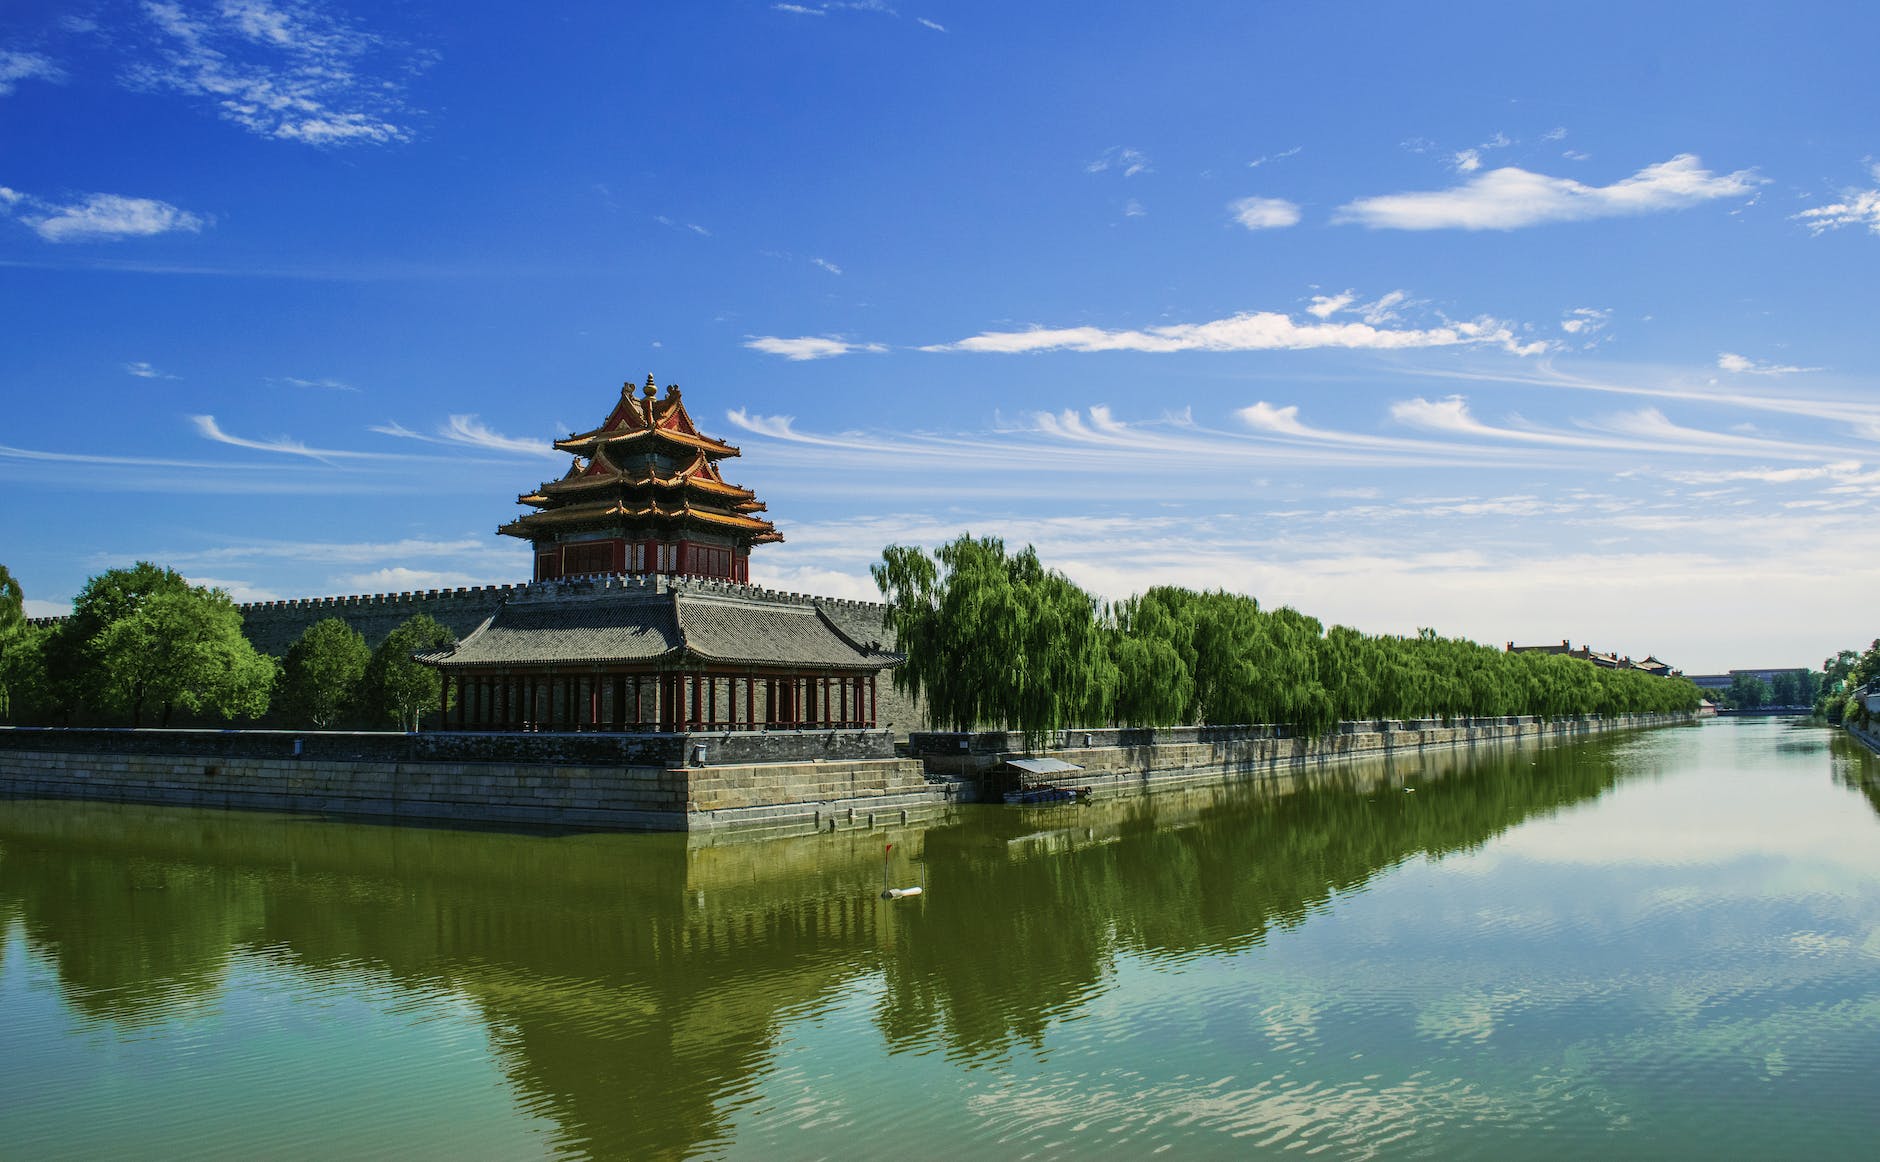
[
  {"left": 362, "top": 614, "right": 457, "bottom": 731},
  {"left": 875, "top": 536, "right": 1704, "bottom": 739},
  {"left": 278, "top": 618, "right": 371, "bottom": 728},
  {"left": 89, "top": 584, "right": 276, "bottom": 727}
]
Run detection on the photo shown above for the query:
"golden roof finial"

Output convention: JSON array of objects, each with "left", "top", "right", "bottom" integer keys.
[{"left": 643, "top": 374, "right": 657, "bottom": 399}]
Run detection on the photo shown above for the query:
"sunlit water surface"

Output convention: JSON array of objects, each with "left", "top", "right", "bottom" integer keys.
[{"left": 2, "top": 717, "right": 1877, "bottom": 1159}]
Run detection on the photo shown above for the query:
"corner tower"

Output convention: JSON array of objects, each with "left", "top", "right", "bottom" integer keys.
[{"left": 498, "top": 376, "right": 782, "bottom": 582}]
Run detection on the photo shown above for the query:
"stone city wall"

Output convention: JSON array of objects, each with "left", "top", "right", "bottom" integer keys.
[{"left": 0, "top": 728, "right": 944, "bottom": 834}]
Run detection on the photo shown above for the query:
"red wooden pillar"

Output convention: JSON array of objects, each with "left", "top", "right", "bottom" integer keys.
[
  {"left": 746, "top": 674, "right": 756, "bottom": 730},
  {"left": 590, "top": 676, "right": 601, "bottom": 728},
  {"left": 866, "top": 673, "right": 876, "bottom": 727}
]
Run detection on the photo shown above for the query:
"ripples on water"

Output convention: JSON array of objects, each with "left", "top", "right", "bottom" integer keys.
[{"left": 0, "top": 718, "right": 1876, "bottom": 1159}]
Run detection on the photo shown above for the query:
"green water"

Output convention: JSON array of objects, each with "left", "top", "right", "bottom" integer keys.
[{"left": 1, "top": 718, "right": 1877, "bottom": 1159}]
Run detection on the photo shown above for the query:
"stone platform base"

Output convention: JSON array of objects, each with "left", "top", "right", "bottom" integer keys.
[{"left": 0, "top": 729, "right": 953, "bottom": 834}]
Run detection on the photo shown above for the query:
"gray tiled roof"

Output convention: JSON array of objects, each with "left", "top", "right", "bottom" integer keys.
[
  {"left": 423, "top": 582, "right": 901, "bottom": 671},
  {"left": 426, "top": 596, "right": 680, "bottom": 667}
]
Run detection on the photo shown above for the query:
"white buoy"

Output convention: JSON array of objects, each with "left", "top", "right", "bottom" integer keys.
[{"left": 880, "top": 843, "right": 924, "bottom": 900}]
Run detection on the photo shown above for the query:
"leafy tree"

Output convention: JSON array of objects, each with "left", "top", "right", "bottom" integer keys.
[
  {"left": 278, "top": 618, "right": 371, "bottom": 728},
  {"left": 0, "top": 564, "right": 24, "bottom": 722},
  {"left": 874, "top": 536, "right": 1115, "bottom": 745},
  {"left": 42, "top": 563, "right": 190, "bottom": 722},
  {"left": 1727, "top": 672, "right": 1770, "bottom": 711},
  {"left": 1769, "top": 671, "right": 1802, "bottom": 707},
  {"left": 0, "top": 623, "right": 53, "bottom": 725},
  {"left": 362, "top": 614, "right": 456, "bottom": 731},
  {"left": 90, "top": 584, "right": 276, "bottom": 726}
]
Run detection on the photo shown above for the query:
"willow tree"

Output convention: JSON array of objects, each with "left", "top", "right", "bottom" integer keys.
[{"left": 874, "top": 535, "right": 1115, "bottom": 745}]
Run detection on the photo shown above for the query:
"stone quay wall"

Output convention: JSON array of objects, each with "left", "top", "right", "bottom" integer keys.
[
  {"left": 912, "top": 712, "right": 1698, "bottom": 799},
  {"left": 0, "top": 728, "right": 948, "bottom": 834}
]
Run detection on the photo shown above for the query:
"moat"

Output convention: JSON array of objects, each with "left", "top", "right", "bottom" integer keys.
[{"left": 2, "top": 717, "right": 1877, "bottom": 1159}]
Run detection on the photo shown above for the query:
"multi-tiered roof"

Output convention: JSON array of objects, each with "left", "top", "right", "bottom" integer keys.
[{"left": 498, "top": 376, "right": 780, "bottom": 581}]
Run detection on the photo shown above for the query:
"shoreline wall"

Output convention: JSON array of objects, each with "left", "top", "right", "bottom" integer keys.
[
  {"left": 0, "top": 727, "right": 947, "bottom": 835},
  {"left": 0, "top": 713, "right": 1695, "bottom": 835},
  {"left": 913, "top": 712, "right": 1699, "bottom": 800}
]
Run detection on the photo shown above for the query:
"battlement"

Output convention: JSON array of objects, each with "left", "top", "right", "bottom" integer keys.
[{"left": 239, "top": 583, "right": 530, "bottom": 615}]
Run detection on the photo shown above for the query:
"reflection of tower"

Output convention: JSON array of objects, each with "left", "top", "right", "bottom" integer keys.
[{"left": 499, "top": 376, "right": 782, "bottom": 583}]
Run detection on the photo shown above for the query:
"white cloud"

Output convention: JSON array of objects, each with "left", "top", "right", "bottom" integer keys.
[
  {"left": 1560, "top": 307, "right": 1609, "bottom": 336},
  {"left": 132, "top": 0, "right": 417, "bottom": 145},
  {"left": 916, "top": 17, "right": 946, "bottom": 32},
  {"left": 3, "top": 188, "right": 205, "bottom": 243},
  {"left": 1229, "top": 196, "right": 1301, "bottom": 230},
  {"left": 367, "top": 414, "right": 560, "bottom": 457},
  {"left": 1336, "top": 154, "right": 1760, "bottom": 230},
  {"left": 1717, "top": 352, "right": 1817, "bottom": 376},
  {"left": 0, "top": 49, "right": 64, "bottom": 95},
  {"left": 1305, "top": 291, "right": 1355, "bottom": 319},
  {"left": 925, "top": 303, "right": 1548, "bottom": 357},
  {"left": 772, "top": 4, "right": 827, "bottom": 14},
  {"left": 1791, "top": 169, "right": 1880, "bottom": 235},
  {"left": 811, "top": 256, "right": 842, "bottom": 275},
  {"left": 1087, "top": 146, "right": 1151, "bottom": 178},
  {"left": 334, "top": 566, "right": 489, "bottom": 592},
  {"left": 126, "top": 360, "right": 179, "bottom": 379},
  {"left": 1248, "top": 146, "right": 1301, "bottom": 168},
  {"left": 744, "top": 335, "right": 888, "bottom": 360},
  {"left": 1123, "top": 198, "right": 1145, "bottom": 218},
  {"left": 276, "top": 374, "right": 356, "bottom": 390},
  {"left": 1541, "top": 127, "right": 1568, "bottom": 142},
  {"left": 191, "top": 414, "right": 364, "bottom": 458},
  {"left": 1453, "top": 149, "right": 1481, "bottom": 173}
]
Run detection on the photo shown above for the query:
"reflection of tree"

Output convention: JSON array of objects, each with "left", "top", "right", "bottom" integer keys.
[
  {"left": 876, "top": 736, "right": 1634, "bottom": 1062},
  {"left": 0, "top": 805, "right": 903, "bottom": 1160},
  {"left": 0, "top": 826, "right": 262, "bottom": 1026},
  {"left": 1831, "top": 733, "right": 1880, "bottom": 818},
  {"left": 0, "top": 732, "right": 1640, "bottom": 1156}
]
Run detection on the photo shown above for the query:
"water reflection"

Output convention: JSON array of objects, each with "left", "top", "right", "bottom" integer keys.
[{"left": 0, "top": 730, "right": 1659, "bottom": 1158}]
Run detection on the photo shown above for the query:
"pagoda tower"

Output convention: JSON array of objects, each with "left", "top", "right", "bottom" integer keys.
[{"left": 499, "top": 376, "right": 781, "bottom": 582}]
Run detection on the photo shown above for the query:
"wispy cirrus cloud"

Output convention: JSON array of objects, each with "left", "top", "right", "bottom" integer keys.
[
  {"left": 1230, "top": 196, "right": 1301, "bottom": 230},
  {"left": 1248, "top": 146, "right": 1301, "bottom": 168},
  {"left": 191, "top": 413, "right": 387, "bottom": 459},
  {"left": 1717, "top": 352, "right": 1817, "bottom": 376},
  {"left": 744, "top": 335, "right": 888, "bottom": 360},
  {"left": 922, "top": 298, "right": 1549, "bottom": 357},
  {"left": 0, "top": 49, "right": 64, "bottom": 95},
  {"left": 1792, "top": 164, "right": 1880, "bottom": 235},
  {"left": 368, "top": 414, "right": 560, "bottom": 457},
  {"left": 275, "top": 374, "right": 357, "bottom": 390},
  {"left": 1336, "top": 154, "right": 1760, "bottom": 230},
  {"left": 126, "top": 360, "right": 180, "bottom": 379},
  {"left": 130, "top": 0, "right": 420, "bottom": 145},
  {"left": 1, "top": 185, "right": 205, "bottom": 243},
  {"left": 1087, "top": 146, "right": 1151, "bottom": 178}
]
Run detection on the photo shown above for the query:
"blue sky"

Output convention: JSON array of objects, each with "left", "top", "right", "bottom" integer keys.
[{"left": 2, "top": 1, "right": 1877, "bottom": 674}]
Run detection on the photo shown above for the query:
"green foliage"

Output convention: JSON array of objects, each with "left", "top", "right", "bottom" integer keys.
[
  {"left": 278, "top": 618, "right": 371, "bottom": 728},
  {"left": 0, "top": 564, "right": 24, "bottom": 722},
  {"left": 877, "top": 540, "right": 1704, "bottom": 740},
  {"left": 0, "top": 623, "right": 52, "bottom": 724},
  {"left": 89, "top": 585, "right": 276, "bottom": 727},
  {"left": 41, "top": 562, "right": 190, "bottom": 722},
  {"left": 362, "top": 614, "right": 456, "bottom": 731},
  {"left": 1728, "top": 672, "right": 1770, "bottom": 710},
  {"left": 873, "top": 536, "right": 1115, "bottom": 745}
]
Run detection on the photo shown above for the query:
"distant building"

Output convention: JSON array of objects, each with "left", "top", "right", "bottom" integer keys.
[{"left": 1506, "top": 640, "right": 1680, "bottom": 676}]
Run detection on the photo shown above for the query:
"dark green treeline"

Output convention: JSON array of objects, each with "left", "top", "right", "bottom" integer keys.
[{"left": 876, "top": 535, "right": 1703, "bottom": 742}]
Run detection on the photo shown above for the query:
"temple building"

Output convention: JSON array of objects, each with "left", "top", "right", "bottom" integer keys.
[
  {"left": 418, "top": 377, "right": 905, "bottom": 733},
  {"left": 500, "top": 375, "right": 780, "bottom": 583}
]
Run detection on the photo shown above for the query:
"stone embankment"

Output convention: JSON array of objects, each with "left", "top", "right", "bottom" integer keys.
[
  {"left": 0, "top": 727, "right": 951, "bottom": 835},
  {"left": 912, "top": 713, "right": 1699, "bottom": 800}
]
